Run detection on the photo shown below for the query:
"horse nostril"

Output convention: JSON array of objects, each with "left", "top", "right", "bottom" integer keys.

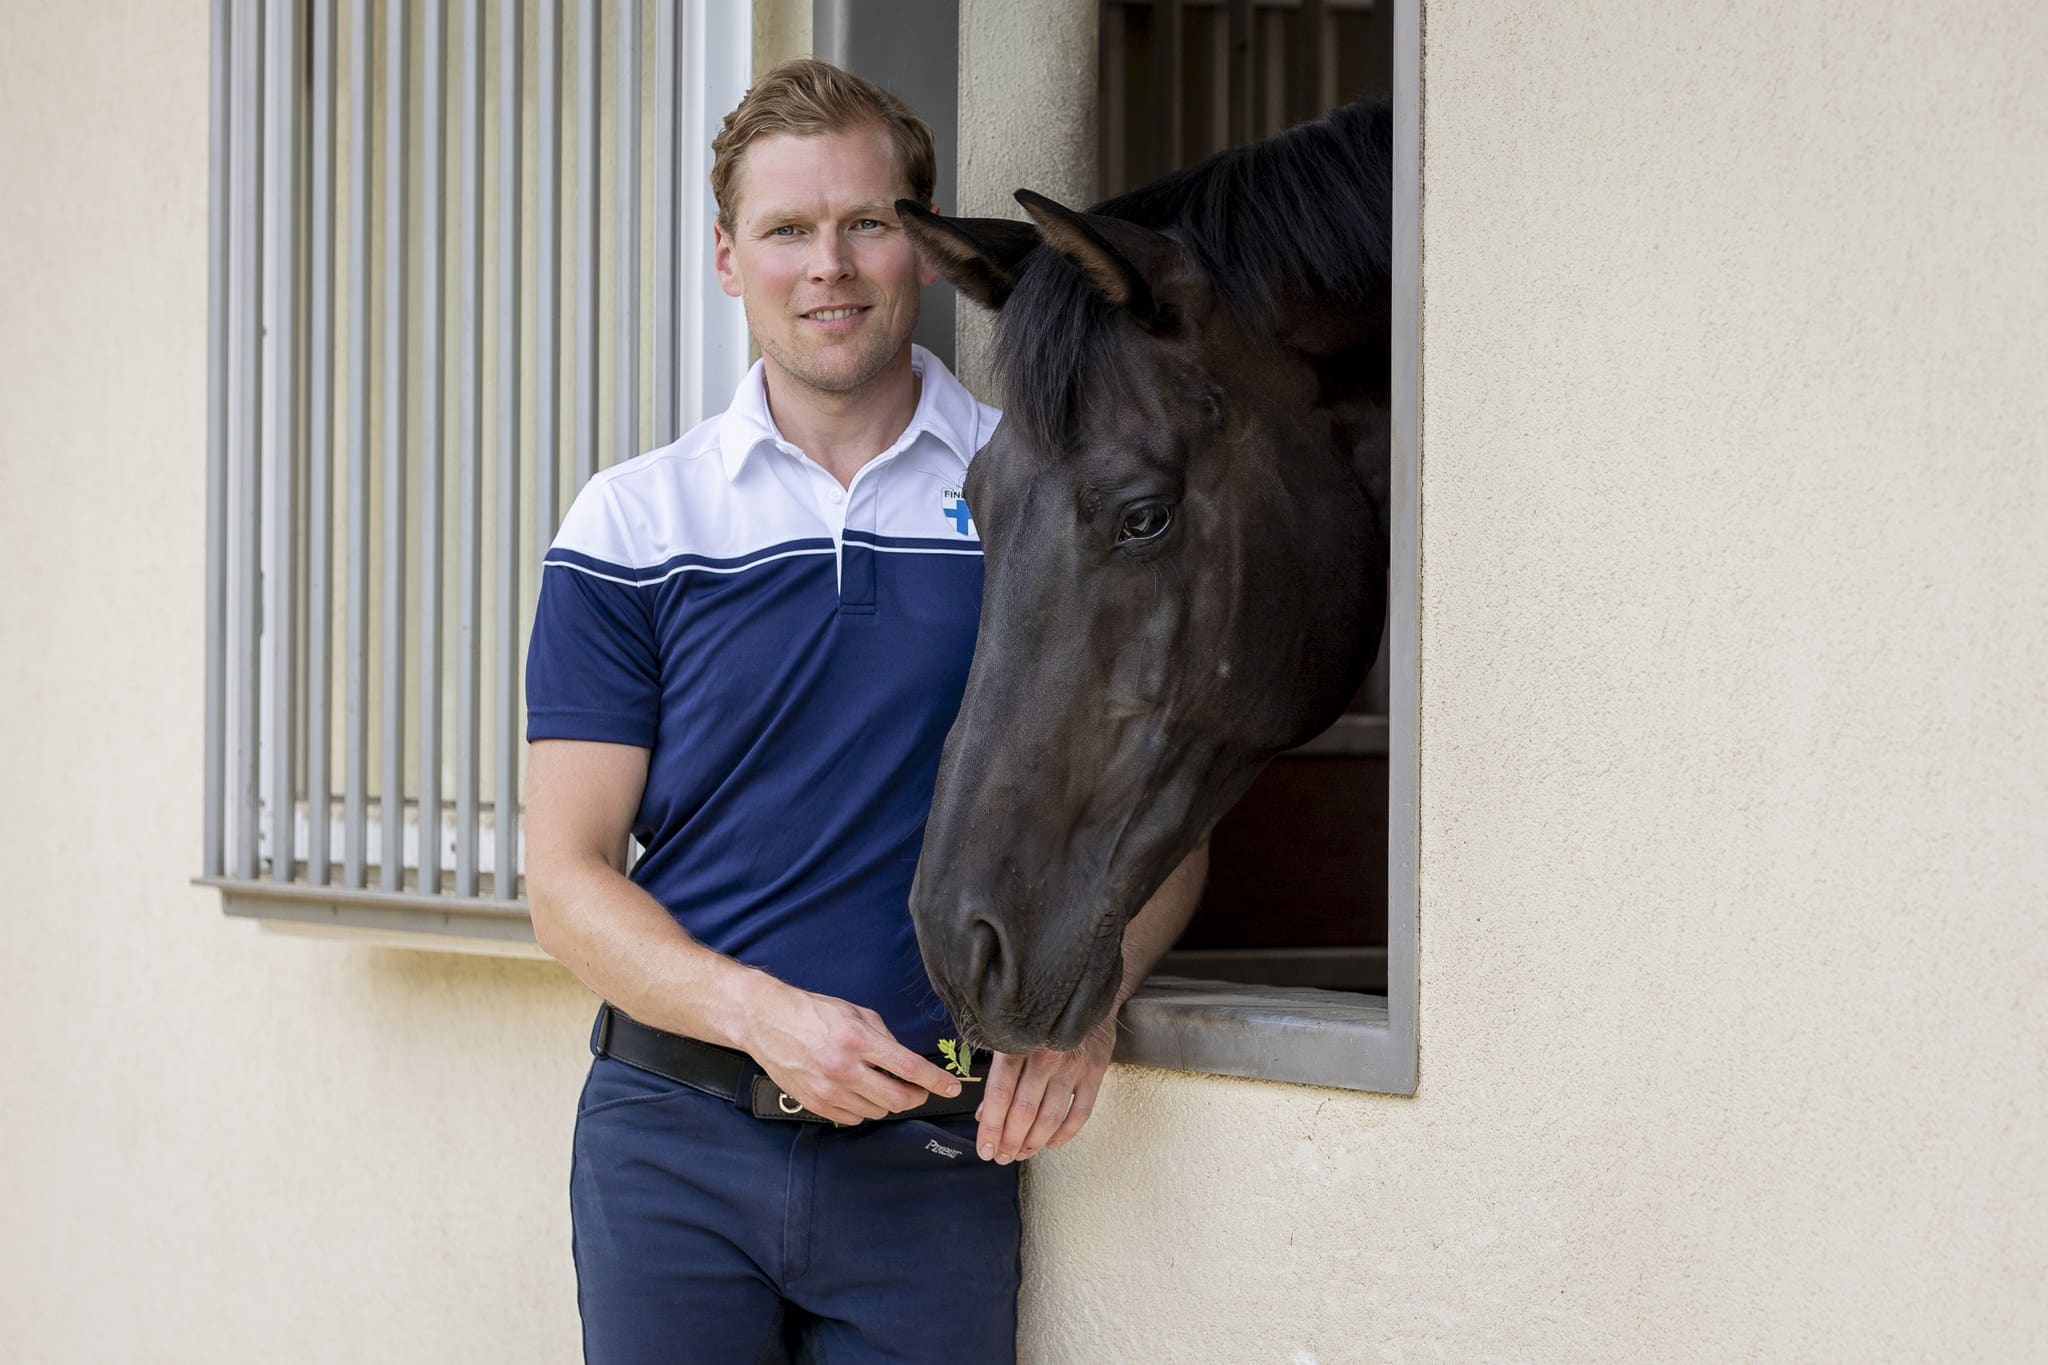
[
  {"left": 967, "top": 916, "right": 1009, "bottom": 1003},
  {"left": 968, "top": 916, "right": 998, "bottom": 977}
]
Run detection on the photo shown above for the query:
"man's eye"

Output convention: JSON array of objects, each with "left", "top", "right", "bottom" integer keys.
[
  {"left": 769, "top": 225, "right": 799, "bottom": 238},
  {"left": 853, "top": 218, "right": 884, "bottom": 230}
]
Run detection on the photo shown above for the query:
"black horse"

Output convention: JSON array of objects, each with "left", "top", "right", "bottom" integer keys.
[{"left": 901, "top": 99, "right": 1393, "bottom": 1052}]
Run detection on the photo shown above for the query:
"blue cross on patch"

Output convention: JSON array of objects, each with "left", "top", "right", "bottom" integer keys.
[{"left": 941, "top": 491, "right": 975, "bottom": 537}]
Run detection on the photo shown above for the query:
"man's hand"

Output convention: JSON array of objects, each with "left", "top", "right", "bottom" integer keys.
[
  {"left": 735, "top": 977, "right": 963, "bottom": 1127},
  {"left": 975, "top": 1017, "right": 1117, "bottom": 1164},
  {"left": 965, "top": 840, "right": 1211, "bottom": 1163}
]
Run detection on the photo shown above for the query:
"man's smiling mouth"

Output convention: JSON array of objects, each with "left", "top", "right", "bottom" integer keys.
[{"left": 801, "top": 305, "right": 869, "bottom": 321}]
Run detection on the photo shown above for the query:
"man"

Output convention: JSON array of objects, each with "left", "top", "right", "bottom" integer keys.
[{"left": 524, "top": 59, "right": 1205, "bottom": 1363}]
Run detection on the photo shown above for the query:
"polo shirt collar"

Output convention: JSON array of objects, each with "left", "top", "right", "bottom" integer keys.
[{"left": 716, "top": 344, "right": 979, "bottom": 482}]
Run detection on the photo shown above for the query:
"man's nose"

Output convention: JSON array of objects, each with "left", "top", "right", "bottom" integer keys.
[{"left": 806, "top": 231, "right": 853, "bottom": 283}]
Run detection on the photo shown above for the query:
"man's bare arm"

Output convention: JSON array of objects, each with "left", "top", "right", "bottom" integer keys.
[
  {"left": 525, "top": 739, "right": 961, "bottom": 1125},
  {"left": 1110, "top": 839, "right": 1211, "bottom": 1011}
]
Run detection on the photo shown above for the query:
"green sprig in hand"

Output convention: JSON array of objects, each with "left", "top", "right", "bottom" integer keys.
[{"left": 936, "top": 1037, "right": 980, "bottom": 1082}]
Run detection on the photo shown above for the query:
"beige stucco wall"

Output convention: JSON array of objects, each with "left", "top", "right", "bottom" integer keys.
[
  {"left": 955, "top": 0, "right": 1098, "bottom": 398},
  {"left": 0, "top": 8, "right": 594, "bottom": 1360},
  {"left": 753, "top": 0, "right": 811, "bottom": 79},
  {"left": 1021, "top": 2, "right": 2048, "bottom": 1362},
  {"left": 2, "top": 3, "right": 2043, "bottom": 1363}
]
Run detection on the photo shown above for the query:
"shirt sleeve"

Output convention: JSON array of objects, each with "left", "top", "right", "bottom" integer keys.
[{"left": 525, "top": 481, "right": 661, "bottom": 748}]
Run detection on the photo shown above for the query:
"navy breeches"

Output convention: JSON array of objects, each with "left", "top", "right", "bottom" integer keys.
[{"left": 571, "top": 1054, "right": 1023, "bottom": 1364}]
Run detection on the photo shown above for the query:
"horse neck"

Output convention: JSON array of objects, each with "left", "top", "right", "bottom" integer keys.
[{"left": 1253, "top": 284, "right": 1393, "bottom": 527}]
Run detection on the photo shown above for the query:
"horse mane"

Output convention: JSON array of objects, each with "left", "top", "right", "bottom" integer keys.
[{"left": 995, "top": 98, "right": 1393, "bottom": 447}]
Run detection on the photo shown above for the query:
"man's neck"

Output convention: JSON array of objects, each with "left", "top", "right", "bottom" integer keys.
[{"left": 762, "top": 348, "right": 922, "bottom": 488}]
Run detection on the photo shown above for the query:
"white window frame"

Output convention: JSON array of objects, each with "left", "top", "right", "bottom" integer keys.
[{"left": 200, "top": 0, "right": 750, "bottom": 943}]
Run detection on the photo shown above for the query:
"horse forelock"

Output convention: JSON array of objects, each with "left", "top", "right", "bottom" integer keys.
[
  {"left": 995, "top": 256, "right": 1130, "bottom": 450},
  {"left": 993, "top": 98, "right": 1394, "bottom": 451}
]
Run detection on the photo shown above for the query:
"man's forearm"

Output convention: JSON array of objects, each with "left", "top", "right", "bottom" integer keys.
[
  {"left": 1110, "top": 840, "right": 1211, "bottom": 1012},
  {"left": 529, "top": 852, "right": 777, "bottom": 1050}
]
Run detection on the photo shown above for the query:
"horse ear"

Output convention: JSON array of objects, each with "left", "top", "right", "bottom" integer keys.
[
  {"left": 896, "top": 201, "right": 1041, "bottom": 310},
  {"left": 1012, "top": 189, "right": 1170, "bottom": 331}
]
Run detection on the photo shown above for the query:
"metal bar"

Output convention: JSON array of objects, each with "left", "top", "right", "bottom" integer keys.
[
  {"left": 1156, "top": 946, "right": 1388, "bottom": 992},
  {"left": 496, "top": 0, "right": 524, "bottom": 899},
  {"left": 1320, "top": 1, "right": 1341, "bottom": 106},
  {"left": 1097, "top": 2, "right": 1122, "bottom": 196},
  {"left": 536, "top": 0, "right": 561, "bottom": 556},
  {"left": 214, "top": 890, "right": 544, "bottom": 950},
  {"left": 1206, "top": 4, "right": 1229, "bottom": 154},
  {"left": 1225, "top": 0, "right": 1251, "bottom": 147},
  {"left": 202, "top": 874, "right": 531, "bottom": 922},
  {"left": 1261, "top": 8, "right": 1286, "bottom": 136},
  {"left": 573, "top": 0, "right": 598, "bottom": 490},
  {"left": 1294, "top": 0, "right": 1327, "bottom": 125},
  {"left": 615, "top": 0, "right": 640, "bottom": 465},
  {"left": 204, "top": 0, "right": 232, "bottom": 879},
  {"left": 678, "top": 0, "right": 706, "bottom": 421},
  {"left": 307, "top": 0, "right": 336, "bottom": 885},
  {"left": 265, "top": 0, "right": 298, "bottom": 884},
  {"left": 1386, "top": 0, "right": 1421, "bottom": 1094},
  {"left": 1152, "top": 0, "right": 1183, "bottom": 173},
  {"left": 651, "top": 0, "right": 675, "bottom": 445},
  {"left": 687, "top": 0, "right": 751, "bottom": 421},
  {"left": 343, "top": 0, "right": 371, "bottom": 886},
  {"left": 455, "top": 0, "right": 484, "bottom": 898},
  {"left": 1284, "top": 714, "right": 1389, "bottom": 757},
  {"left": 418, "top": 0, "right": 446, "bottom": 896},
  {"left": 380, "top": 0, "right": 409, "bottom": 893},
  {"left": 232, "top": 0, "right": 264, "bottom": 881}
]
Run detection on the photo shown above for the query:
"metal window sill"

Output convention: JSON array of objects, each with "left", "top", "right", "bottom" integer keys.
[{"left": 1117, "top": 976, "right": 1412, "bottom": 1094}]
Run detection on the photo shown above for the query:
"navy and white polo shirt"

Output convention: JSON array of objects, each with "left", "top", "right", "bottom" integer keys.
[{"left": 526, "top": 346, "right": 996, "bottom": 1053}]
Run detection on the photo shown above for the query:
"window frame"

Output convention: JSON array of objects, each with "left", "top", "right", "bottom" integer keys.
[
  {"left": 199, "top": 0, "right": 753, "bottom": 924},
  {"left": 1085, "top": 0, "right": 1421, "bottom": 1095}
]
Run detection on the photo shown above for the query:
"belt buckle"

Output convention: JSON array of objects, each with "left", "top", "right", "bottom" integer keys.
[{"left": 748, "top": 1074, "right": 834, "bottom": 1124}]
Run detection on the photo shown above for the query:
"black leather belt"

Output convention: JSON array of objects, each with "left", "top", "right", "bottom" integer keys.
[{"left": 593, "top": 1003, "right": 984, "bottom": 1126}]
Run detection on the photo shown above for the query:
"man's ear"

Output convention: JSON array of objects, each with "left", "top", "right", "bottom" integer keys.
[
  {"left": 713, "top": 217, "right": 742, "bottom": 300},
  {"left": 896, "top": 200, "right": 1041, "bottom": 310}
]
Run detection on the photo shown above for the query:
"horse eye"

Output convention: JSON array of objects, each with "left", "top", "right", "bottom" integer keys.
[{"left": 1117, "top": 501, "right": 1175, "bottom": 545}]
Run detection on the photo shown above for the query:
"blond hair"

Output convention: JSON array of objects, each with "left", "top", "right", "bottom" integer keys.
[{"left": 710, "top": 58, "right": 937, "bottom": 230}]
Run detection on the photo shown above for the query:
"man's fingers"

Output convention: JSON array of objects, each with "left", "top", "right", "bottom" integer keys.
[
  {"left": 977, "top": 1051, "right": 1024, "bottom": 1160},
  {"left": 813, "top": 1039, "right": 929, "bottom": 1115},
  {"left": 818, "top": 1083, "right": 889, "bottom": 1124},
  {"left": 770, "top": 1077, "right": 879, "bottom": 1127},
  {"left": 849, "top": 1064, "right": 930, "bottom": 1115},
  {"left": 766, "top": 1047, "right": 896, "bottom": 1124},
  {"left": 752, "top": 994, "right": 969, "bottom": 1124},
  {"left": 1045, "top": 1066, "right": 1105, "bottom": 1150},
  {"left": 870, "top": 1041, "right": 964, "bottom": 1099},
  {"left": 1017, "top": 1088, "right": 1072, "bottom": 1158},
  {"left": 996, "top": 1057, "right": 1055, "bottom": 1162}
]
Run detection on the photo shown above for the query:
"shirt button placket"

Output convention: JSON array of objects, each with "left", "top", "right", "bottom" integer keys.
[
  {"left": 808, "top": 462, "right": 845, "bottom": 530},
  {"left": 818, "top": 476, "right": 852, "bottom": 597}
]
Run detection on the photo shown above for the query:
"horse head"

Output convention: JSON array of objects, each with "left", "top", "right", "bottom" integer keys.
[{"left": 898, "top": 121, "right": 1390, "bottom": 1051}]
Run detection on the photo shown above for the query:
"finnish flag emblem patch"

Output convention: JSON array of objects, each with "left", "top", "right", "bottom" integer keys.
[{"left": 941, "top": 489, "right": 975, "bottom": 538}]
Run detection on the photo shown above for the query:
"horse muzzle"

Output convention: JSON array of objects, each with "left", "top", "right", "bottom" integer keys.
[{"left": 912, "top": 888, "right": 1127, "bottom": 1054}]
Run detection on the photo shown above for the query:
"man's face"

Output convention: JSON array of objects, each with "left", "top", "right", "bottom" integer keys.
[{"left": 714, "top": 125, "right": 936, "bottom": 398}]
